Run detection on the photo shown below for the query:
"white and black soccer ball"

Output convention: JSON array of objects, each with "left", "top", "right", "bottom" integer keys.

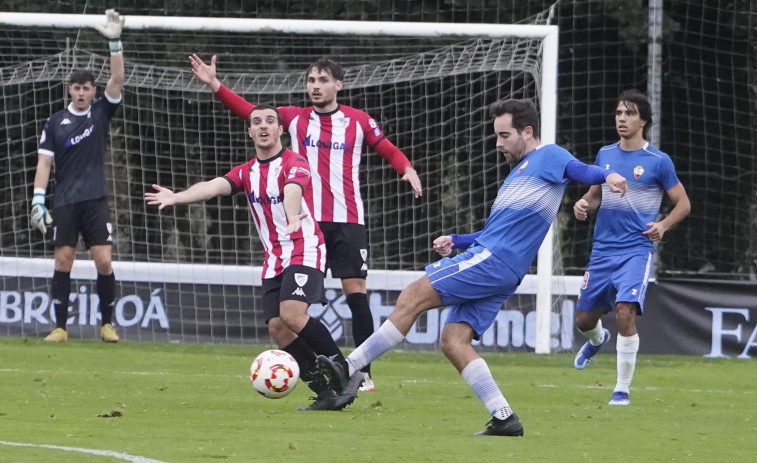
[{"left": 249, "top": 349, "right": 300, "bottom": 399}]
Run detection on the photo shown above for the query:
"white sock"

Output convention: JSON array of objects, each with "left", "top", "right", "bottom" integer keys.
[
  {"left": 615, "top": 333, "right": 639, "bottom": 393},
  {"left": 346, "top": 320, "right": 404, "bottom": 375},
  {"left": 461, "top": 357, "right": 512, "bottom": 420},
  {"left": 580, "top": 319, "right": 605, "bottom": 345}
]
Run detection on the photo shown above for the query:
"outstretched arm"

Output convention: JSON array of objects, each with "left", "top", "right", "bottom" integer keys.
[
  {"left": 564, "top": 160, "right": 627, "bottom": 197},
  {"left": 189, "top": 54, "right": 254, "bottom": 119},
  {"left": 95, "top": 9, "right": 125, "bottom": 101},
  {"left": 643, "top": 182, "right": 691, "bottom": 241},
  {"left": 145, "top": 178, "right": 232, "bottom": 210}
]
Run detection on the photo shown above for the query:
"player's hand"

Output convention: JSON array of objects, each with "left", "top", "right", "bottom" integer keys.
[
  {"left": 605, "top": 172, "right": 627, "bottom": 197},
  {"left": 432, "top": 235, "right": 453, "bottom": 257},
  {"left": 30, "top": 194, "right": 53, "bottom": 235},
  {"left": 574, "top": 198, "right": 589, "bottom": 221},
  {"left": 189, "top": 54, "right": 222, "bottom": 92},
  {"left": 286, "top": 213, "right": 308, "bottom": 235},
  {"left": 95, "top": 9, "right": 125, "bottom": 39},
  {"left": 402, "top": 167, "right": 423, "bottom": 198},
  {"left": 145, "top": 184, "right": 176, "bottom": 210},
  {"left": 643, "top": 221, "right": 667, "bottom": 241}
]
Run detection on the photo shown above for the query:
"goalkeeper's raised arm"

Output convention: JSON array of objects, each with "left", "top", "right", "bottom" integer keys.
[{"left": 95, "top": 8, "right": 125, "bottom": 101}]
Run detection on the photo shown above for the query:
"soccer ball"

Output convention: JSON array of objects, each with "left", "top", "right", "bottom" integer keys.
[{"left": 249, "top": 349, "right": 300, "bottom": 399}]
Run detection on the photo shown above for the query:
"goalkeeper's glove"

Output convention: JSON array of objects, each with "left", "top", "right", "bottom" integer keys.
[
  {"left": 30, "top": 193, "right": 53, "bottom": 235},
  {"left": 95, "top": 9, "right": 125, "bottom": 54}
]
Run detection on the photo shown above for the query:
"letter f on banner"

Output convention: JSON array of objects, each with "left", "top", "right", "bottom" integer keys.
[{"left": 704, "top": 307, "right": 749, "bottom": 358}]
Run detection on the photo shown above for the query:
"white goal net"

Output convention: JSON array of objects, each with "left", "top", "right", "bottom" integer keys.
[{"left": 0, "top": 11, "right": 574, "bottom": 351}]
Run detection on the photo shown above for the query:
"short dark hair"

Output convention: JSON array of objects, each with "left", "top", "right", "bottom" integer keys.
[
  {"left": 69, "top": 70, "right": 95, "bottom": 86},
  {"left": 489, "top": 99, "right": 540, "bottom": 138},
  {"left": 306, "top": 58, "right": 345, "bottom": 82},
  {"left": 617, "top": 89, "right": 653, "bottom": 139},
  {"left": 249, "top": 104, "right": 283, "bottom": 126}
]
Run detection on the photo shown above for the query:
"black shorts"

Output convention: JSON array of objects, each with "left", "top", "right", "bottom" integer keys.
[
  {"left": 52, "top": 198, "right": 113, "bottom": 248},
  {"left": 261, "top": 265, "right": 326, "bottom": 323},
  {"left": 319, "top": 222, "right": 368, "bottom": 279}
]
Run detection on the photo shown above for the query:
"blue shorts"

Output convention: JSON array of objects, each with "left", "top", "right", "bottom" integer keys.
[
  {"left": 576, "top": 252, "right": 653, "bottom": 314},
  {"left": 426, "top": 245, "right": 520, "bottom": 339}
]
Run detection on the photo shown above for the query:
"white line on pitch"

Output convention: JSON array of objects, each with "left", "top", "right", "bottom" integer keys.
[
  {"left": 534, "top": 383, "right": 756, "bottom": 395},
  {"left": 0, "top": 441, "right": 166, "bottom": 463}
]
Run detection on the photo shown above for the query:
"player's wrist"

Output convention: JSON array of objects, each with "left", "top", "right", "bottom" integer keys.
[
  {"left": 31, "top": 190, "right": 46, "bottom": 206},
  {"left": 108, "top": 38, "right": 123, "bottom": 55}
]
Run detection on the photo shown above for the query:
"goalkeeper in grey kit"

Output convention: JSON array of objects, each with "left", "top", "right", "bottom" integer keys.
[{"left": 30, "top": 9, "right": 126, "bottom": 343}]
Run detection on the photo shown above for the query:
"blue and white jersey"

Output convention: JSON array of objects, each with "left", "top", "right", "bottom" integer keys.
[
  {"left": 475, "top": 144, "right": 576, "bottom": 277},
  {"left": 592, "top": 141, "right": 680, "bottom": 255},
  {"left": 38, "top": 93, "right": 121, "bottom": 207}
]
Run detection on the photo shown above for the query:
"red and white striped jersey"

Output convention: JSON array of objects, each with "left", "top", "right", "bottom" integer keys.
[
  {"left": 224, "top": 148, "right": 326, "bottom": 279},
  {"left": 279, "top": 105, "right": 390, "bottom": 224},
  {"left": 214, "top": 85, "right": 413, "bottom": 225}
]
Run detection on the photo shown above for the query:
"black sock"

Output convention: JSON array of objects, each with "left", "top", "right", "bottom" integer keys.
[
  {"left": 96, "top": 272, "right": 116, "bottom": 325},
  {"left": 283, "top": 337, "right": 329, "bottom": 395},
  {"left": 346, "top": 292, "right": 373, "bottom": 374},
  {"left": 51, "top": 270, "right": 71, "bottom": 330},
  {"left": 297, "top": 317, "right": 347, "bottom": 372}
]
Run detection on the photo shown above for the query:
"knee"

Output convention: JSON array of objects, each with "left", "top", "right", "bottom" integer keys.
[
  {"left": 268, "top": 317, "right": 286, "bottom": 339},
  {"left": 574, "top": 311, "right": 599, "bottom": 332},
  {"left": 268, "top": 317, "right": 295, "bottom": 346},
  {"left": 439, "top": 329, "right": 460, "bottom": 358}
]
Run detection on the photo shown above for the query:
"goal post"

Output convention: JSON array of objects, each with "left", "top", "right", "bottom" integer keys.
[{"left": 0, "top": 13, "right": 561, "bottom": 352}]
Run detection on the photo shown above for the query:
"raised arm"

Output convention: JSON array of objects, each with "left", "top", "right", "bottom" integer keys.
[
  {"left": 95, "top": 9, "right": 125, "bottom": 101},
  {"left": 189, "top": 54, "right": 255, "bottom": 120},
  {"left": 145, "top": 178, "right": 232, "bottom": 210}
]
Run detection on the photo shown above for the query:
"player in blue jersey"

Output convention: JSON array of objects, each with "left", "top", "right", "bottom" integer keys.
[
  {"left": 30, "top": 10, "right": 126, "bottom": 343},
  {"left": 572, "top": 89, "right": 690, "bottom": 406},
  {"left": 317, "top": 99, "right": 628, "bottom": 435}
]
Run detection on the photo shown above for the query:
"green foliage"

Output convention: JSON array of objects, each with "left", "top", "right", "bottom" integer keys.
[{"left": 1, "top": 337, "right": 755, "bottom": 462}]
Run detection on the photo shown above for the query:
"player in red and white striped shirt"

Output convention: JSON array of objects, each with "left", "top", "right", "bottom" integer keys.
[
  {"left": 146, "top": 105, "right": 351, "bottom": 410},
  {"left": 190, "top": 55, "right": 423, "bottom": 391}
]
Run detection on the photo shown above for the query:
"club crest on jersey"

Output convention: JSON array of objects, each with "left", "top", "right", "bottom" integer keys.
[
  {"left": 517, "top": 160, "right": 529, "bottom": 173},
  {"left": 337, "top": 117, "right": 350, "bottom": 127},
  {"left": 294, "top": 273, "right": 309, "bottom": 287},
  {"left": 634, "top": 165, "right": 644, "bottom": 179}
]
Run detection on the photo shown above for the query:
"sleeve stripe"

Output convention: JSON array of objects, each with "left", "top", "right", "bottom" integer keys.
[{"left": 38, "top": 149, "right": 54, "bottom": 157}]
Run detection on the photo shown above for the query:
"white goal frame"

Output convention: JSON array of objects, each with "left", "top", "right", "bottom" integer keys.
[{"left": 0, "top": 13, "right": 560, "bottom": 353}]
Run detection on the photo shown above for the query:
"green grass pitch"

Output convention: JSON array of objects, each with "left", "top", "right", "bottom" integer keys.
[{"left": 0, "top": 337, "right": 754, "bottom": 462}]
